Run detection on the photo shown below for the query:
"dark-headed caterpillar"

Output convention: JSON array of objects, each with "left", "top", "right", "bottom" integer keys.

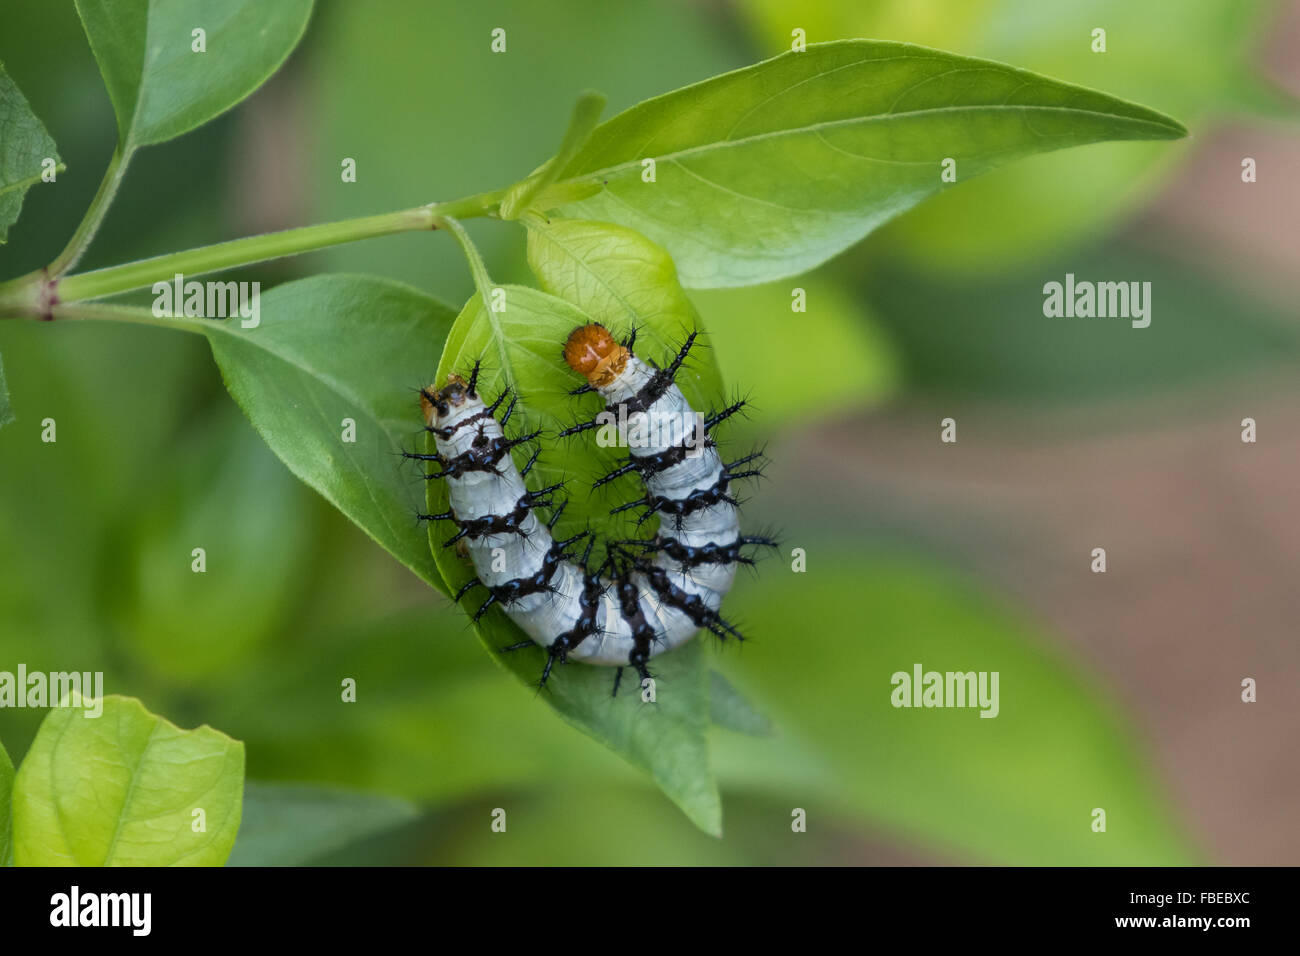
[{"left": 414, "top": 323, "right": 772, "bottom": 694}]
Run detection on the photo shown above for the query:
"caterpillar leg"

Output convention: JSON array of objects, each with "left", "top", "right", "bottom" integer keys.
[{"left": 538, "top": 643, "right": 567, "bottom": 689}]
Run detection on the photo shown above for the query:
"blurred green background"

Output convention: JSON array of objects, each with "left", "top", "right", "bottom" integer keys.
[{"left": 2, "top": 0, "right": 1299, "bottom": 864}]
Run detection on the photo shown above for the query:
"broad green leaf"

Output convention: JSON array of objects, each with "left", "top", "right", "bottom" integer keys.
[
  {"left": 203, "top": 274, "right": 457, "bottom": 594},
  {"left": 552, "top": 39, "right": 1185, "bottom": 287},
  {"left": 75, "top": 0, "right": 313, "bottom": 149},
  {"left": 716, "top": 549, "right": 1196, "bottom": 864},
  {"left": 11, "top": 695, "right": 244, "bottom": 866},
  {"left": 736, "top": 0, "right": 1274, "bottom": 270},
  {"left": 430, "top": 280, "right": 726, "bottom": 834},
  {"left": 227, "top": 782, "right": 418, "bottom": 866},
  {"left": 0, "top": 62, "right": 62, "bottom": 242},
  {"left": 0, "top": 738, "right": 12, "bottom": 866}
]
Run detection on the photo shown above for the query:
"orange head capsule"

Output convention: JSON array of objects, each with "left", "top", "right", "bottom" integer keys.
[{"left": 564, "top": 323, "right": 628, "bottom": 387}]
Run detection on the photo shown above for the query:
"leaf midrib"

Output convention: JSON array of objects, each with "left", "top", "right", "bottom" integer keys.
[
  {"left": 0, "top": 166, "right": 64, "bottom": 197},
  {"left": 99, "top": 720, "right": 162, "bottom": 865}
]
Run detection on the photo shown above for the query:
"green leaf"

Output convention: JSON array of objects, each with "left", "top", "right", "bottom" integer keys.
[
  {"left": 74, "top": 0, "right": 313, "bottom": 149},
  {"left": 734, "top": 0, "right": 1273, "bottom": 270},
  {"left": 0, "top": 61, "right": 62, "bottom": 242},
  {"left": 11, "top": 695, "right": 244, "bottom": 866},
  {"left": 227, "top": 782, "right": 418, "bottom": 866},
  {"left": 0, "top": 738, "right": 13, "bottom": 866},
  {"left": 552, "top": 39, "right": 1185, "bottom": 287},
  {"left": 203, "top": 274, "right": 457, "bottom": 594},
  {"left": 719, "top": 549, "right": 1196, "bottom": 863},
  {"left": 429, "top": 273, "right": 726, "bottom": 834}
]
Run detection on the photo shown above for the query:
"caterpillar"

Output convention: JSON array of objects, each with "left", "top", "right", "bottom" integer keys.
[{"left": 413, "top": 322, "right": 772, "bottom": 695}]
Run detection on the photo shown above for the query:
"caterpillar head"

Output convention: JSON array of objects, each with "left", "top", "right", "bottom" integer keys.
[
  {"left": 564, "top": 323, "right": 628, "bottom": 388},
  {"left": 420, "top": 374, "right": 478, "bottom": 427}
]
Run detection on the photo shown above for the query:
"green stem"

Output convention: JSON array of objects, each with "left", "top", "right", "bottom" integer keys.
[
  {"left": 59, "top": 206, "right": 433, "bottom": 303},
  {"left": 436, "top": 214, "right": 516, "bottom": 390},
  {"left": 59, "top": 188, "right": 504, "bottom": 304},
  {"left": 48, "top": 145, "right": 132, "bottom": 276},
  {"left": 499, "top": 90, "right": 605, "bottom": 220},
  {"left": 435, "top": 215, "right": 495, "bottom": 302},
  {"left": 49, "top": 301, "right": 210, "bottom": 335},
  {"left": 0, "top": 187, "right": 505, "bottom": 318}
]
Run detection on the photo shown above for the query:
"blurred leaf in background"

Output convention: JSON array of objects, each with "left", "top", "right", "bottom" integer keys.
[
  {"left": 108, "top": 411, "right": 315, "bottom": 680},
  {"left": 229, "top": 782, "right": 417, "bottom": 866},
  {"left": 688, "top": 276, "right": 900, "bottom": 437},
  {"left": 0, "top": 320, "right": 212, "bottom": 695},
  {"left": 861, "top": 241, "right": 1300, "bottom": 404},
  {"left": 0, "top": 352, "right": 12, "bottom": 427},
  {"left": 712, "top": 549, "right": 1197, "bottom": 865}
]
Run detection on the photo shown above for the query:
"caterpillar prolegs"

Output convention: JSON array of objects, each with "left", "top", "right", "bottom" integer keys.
[{"left": 415, "top": 323, "right": 772, "bottom": 694}]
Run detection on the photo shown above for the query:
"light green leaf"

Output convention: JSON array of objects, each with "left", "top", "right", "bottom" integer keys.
[
  {"left": 552, "top": 39, "right": 1185, "bottom": 287},
  {"left": 203, "top": 274, "right": 457, "bottom": 594},
  {"left": 74, "top": 0, "right": 313, "bottom": 149},
  {"left": 227, "top": 782, "right": 418, "bottom": 866},
  {"left": 430, "top": 277, "right": 727, "bottom": 834},
  {"left": 0, "top": 61, "right": 62, "bottom": 242},
  {"left": 529, "top": 220, "right": 896, "bottom": 440},
  {"left": 523, "top": 218, "right": 727, "bottom": 427},
  {"left": 11, "top": 695, "right": 244, "bottom": 866},
  {"left": 0, "top": 738, "right": 12, "bottom": 866},
  {"left": 719, "top": 549, "right": 1196, "bottom": 864}
]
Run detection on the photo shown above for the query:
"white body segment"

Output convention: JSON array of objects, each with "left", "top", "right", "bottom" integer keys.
[
  {"left": 431, "top": 353, "right": 741, "bottom": 670},
  {"left": 600, "top": 357, "right": 741, "bottom": 647}
]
